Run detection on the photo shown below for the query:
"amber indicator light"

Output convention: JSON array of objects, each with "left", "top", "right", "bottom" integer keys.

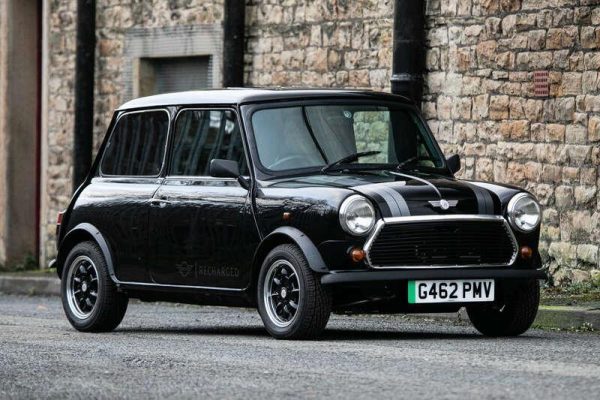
[
  {"left": 520, "top": 246, "right": 533, "bottom": 259},
  {"left": 350, "top": 248, "right": 366, "bottom": 263}
]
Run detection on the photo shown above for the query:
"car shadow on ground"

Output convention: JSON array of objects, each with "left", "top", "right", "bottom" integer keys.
[{"left": 114, "top": 325, "right": 540, "bottom": 341}]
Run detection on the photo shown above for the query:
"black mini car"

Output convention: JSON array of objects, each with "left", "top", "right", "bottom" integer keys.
[{"left": 53, "top": 89, "right": 545, "bottom": 339}]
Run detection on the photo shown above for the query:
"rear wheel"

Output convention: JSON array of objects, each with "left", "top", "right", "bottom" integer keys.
[
  {"left": 61, "top": 241, "right": 128, "bottom": 332},
  {"left": 257, "top": 244, "right": 331, "bottom": 339},
  {"left": 467, "top": 280, "right": 540, "bottom": 337}
]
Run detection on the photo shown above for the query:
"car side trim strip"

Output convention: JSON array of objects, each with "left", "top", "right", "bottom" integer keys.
[{"left": 116, "top": 280, "right": 245, "bottom": 292}]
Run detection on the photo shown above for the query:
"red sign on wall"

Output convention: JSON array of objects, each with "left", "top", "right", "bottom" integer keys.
[{"left": 533, "top": 71, "right": 549, "bottom": 97}]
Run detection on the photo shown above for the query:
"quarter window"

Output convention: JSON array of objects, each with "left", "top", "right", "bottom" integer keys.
[
  {"left": 170, "top": 110, "right": 247, "bottom": 176},
  {"left": 101, "top": 110, "right": 169, "bottom": 176}
]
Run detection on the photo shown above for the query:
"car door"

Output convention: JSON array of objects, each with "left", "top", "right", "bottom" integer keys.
[
  {"left": 148, "top": 108, "right": 260, "bottom": 289},
  {"left": 90, "top": 109, "right": 170, "bottom": 283}
]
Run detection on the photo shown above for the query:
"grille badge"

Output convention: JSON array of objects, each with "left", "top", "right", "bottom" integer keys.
[{"left": 429, "top": 199, "right": 458, "bottom": 210}]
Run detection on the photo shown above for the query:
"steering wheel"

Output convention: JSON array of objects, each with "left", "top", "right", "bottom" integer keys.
[{"left": 267, "top": 155, "right": 307, "bottom": 170}]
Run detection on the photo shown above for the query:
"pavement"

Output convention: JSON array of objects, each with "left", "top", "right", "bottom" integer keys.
[
  {"left": 0, "top": 294, "right": 599, "bottom": 399},
  {"left": 1, "top": 273, "right": 599, "bottom": 331},
  {"left": 0, "top": 274, "right": 61, "bottom": 297}
]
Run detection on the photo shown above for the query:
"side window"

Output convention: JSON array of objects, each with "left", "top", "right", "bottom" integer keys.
[
  {"left": 170, "top": 109, "right": 248, "bottom": 176},
  {"left": 100, "top": 110, "right": 169, "bottom": 176}
]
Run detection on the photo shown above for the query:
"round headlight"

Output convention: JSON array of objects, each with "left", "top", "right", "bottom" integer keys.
[
  {"left": 339, "top": 195, "right": 376, "bottom": 236},
  {"left": 507, "top": 193, "right": 541, "bottom": 232}
]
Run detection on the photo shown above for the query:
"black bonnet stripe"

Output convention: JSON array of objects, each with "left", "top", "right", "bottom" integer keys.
[
  {"left": 354, "top": 184, "right": 410, "bottom": 217},
  {"left": 356, "top": 186, "right": 393, "bottom": 217},
  {"left": 465, "top": 182, "right": 494, "bottom": 214},
  {"left": 379, "top": 185, "right": 411, "bottom": 216}
]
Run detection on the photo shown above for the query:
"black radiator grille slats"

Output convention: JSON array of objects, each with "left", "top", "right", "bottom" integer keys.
[{"left": 367, "top": 220, "right": 516, "bottom": 267}]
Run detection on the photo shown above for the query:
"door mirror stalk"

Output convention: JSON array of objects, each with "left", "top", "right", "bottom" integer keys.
[{"left": 237, "top": 176, "right": 250, "bottom": 190}]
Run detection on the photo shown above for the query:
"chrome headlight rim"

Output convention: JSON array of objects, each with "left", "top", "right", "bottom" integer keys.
[
  {"left": 339, "top": 195, "right": 376, "bottom": 236},
  {"left": 507, "top": 192, "right": 541, "bottom": 233}
]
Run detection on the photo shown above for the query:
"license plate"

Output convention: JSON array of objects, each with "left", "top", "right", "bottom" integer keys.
[{"left": 408, "top": 279, "right": 495, "bottom": 304}]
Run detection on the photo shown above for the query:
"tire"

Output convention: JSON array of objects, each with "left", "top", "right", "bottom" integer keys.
[
  {"left": 61, "top": 241, "right": 128, "bottom": 332},
  {"left": 257, "top": 244, "right": 331, "bottom": 340},
  {"left": 467, "top": 280, "right": 540, "bottom": 337}
]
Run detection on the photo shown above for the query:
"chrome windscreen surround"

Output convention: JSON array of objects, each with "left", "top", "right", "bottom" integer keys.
[{"left": 363, "top": 215, "right": 519, "bottom": 269}]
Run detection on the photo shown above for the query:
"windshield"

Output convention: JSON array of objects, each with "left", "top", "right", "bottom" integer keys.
[{"left": 250, "top": 104, "right": 446, "bottom": 174}]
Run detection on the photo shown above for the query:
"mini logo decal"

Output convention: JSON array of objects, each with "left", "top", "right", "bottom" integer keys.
[
  {"left": 429, "top": 199, "right": 458, "bottom": 210},
  {"left": 176, "top": 261, "right": 194, "bottom": 277}
]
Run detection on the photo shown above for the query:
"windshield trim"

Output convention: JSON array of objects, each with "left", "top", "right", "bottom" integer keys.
[{"left": 241, "top": 99, "right": 450, "bottom": 180}]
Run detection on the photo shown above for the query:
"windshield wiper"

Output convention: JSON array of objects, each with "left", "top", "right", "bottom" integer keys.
[
  {"left": 396, "top": 156, "right": 419, "bottom": 170},
  {"left": 321, "top": 151, "right": 381, "bottom": 173}
]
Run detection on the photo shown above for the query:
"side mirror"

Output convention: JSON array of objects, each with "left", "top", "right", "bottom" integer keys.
[
  {"left": 210, "top": 159, "right": 240, "bottom": 178},
  {"left": 209, "top": 159, "right": 250, "bottom": 189},
  {"left": 446, "top": 154, "right": 461, "bottom": 175}
]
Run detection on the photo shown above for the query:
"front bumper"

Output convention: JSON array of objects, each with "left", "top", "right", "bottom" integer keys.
[{"left": 321, "top": 267, "right": 547, "bottom": 285}]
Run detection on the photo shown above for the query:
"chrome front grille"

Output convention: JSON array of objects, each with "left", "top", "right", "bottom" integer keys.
[{"left": 364, "top": 215, "right": 518, "bottom": 269}]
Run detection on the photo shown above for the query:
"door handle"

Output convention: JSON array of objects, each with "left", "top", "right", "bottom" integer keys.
[{"left": 149, "top": 198, "right": 172, "bottom": 208}]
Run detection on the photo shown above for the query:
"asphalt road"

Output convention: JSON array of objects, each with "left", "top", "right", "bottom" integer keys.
[{"left": 1, "top": 294, "right": 599, "bottom": 400}]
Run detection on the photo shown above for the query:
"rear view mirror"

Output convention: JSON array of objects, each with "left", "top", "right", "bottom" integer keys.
[{"left": 446, "top": 154, "right": 461, "bottom": 175}]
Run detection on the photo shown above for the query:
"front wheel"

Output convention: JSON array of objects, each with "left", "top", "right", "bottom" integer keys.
[
  {"left": 257, "top": 244, "right": 331, "bottom": 339},
  {"left": 61, "top": 241, "right": 128, "bottom": 332},
  {"left": 467, "top": 280, "right": 540, "bottom": 337}
]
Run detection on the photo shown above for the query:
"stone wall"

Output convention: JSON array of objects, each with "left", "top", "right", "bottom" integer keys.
[
  {"left": 43, "top": 0, "right": 225, "bottom": 262},
  {"left": 44, "top": 0, "right": 76, "bottom": 263},
  {"left": 245, "top": 0, "right": 600, "bottom": 285},
  {"left": 245, "top": 1, "right": 394, "bottom": 90},
  {"left": 42, "top": 0, "right": 599, "bottom": 285},
  {"left": 422, "top": 0, "right": 600, "bottom": 285}
]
